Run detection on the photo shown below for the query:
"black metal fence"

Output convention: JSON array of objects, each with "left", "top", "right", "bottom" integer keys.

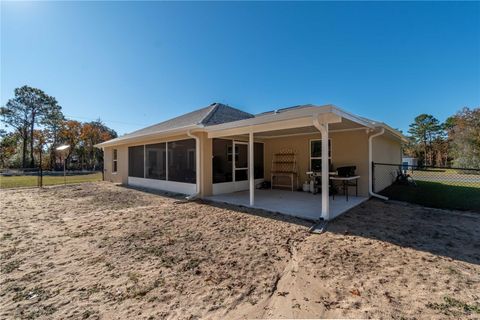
[
  {"left": 372, "top": 162, "right": 480, "bottom": 212},
  {"left": 0, "top": 168, "right": 103, "bottom": 189}
]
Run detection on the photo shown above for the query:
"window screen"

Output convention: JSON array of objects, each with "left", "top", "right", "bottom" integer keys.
[
  {"left": 112, "top": 149, "right": 118, "bottom": 173},
  {"left": 254, "top": 142, "right": 264, "bottom": 179},
  {"left": 212, "top": 139, "right": 233, "bottom": 183},
  {"left": 128, "top": 145, "right": 144, "bottom": 178},
  {"left": 167, "top": 139, "right": 196, "bottom": 183},
  {"left": 146, "top": 143, "right": 166, "bottom": 180},
  {"left": 310, "top": 140, "right": 332, "bottom": 171}
]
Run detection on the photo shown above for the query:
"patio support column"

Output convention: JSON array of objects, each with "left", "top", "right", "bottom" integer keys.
[
  {"left": 249, "top": 131, "right": 255, "bottom": 206},
  {"left": 313, "top": 118, "right": 330, "bottom": 220}
]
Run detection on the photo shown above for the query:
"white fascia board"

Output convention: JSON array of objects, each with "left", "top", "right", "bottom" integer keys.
[
  {"left": 207, "top": 105, "right": 333, "bottom": 132},
  {"left": 206, "top": 104, "right": 376, "bottom": 138},
  {"left": 206, "top": 105, "right": 339, "bottom": 138},
  {"left": 329, "top": 105, "right": 406, "bottom": 141},
  {"left": 207, "top": 116, "right": 317, "bottom": 138},
  {"left": 380, "top": 124, "right": 408, "bottom": 142},
  {"left": 382, "top": 124, "right": 407, "bottom": 142},
  {"left": 328, "top": 106, "right": 376, "bottom": 129},
  {"left": 94, "top": 124, "right": 203, "bottom": 148}
]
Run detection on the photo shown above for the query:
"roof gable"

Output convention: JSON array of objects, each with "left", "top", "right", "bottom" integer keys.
[
  {"left": 202, "top": 103, "right": 254, "bottom": 126},
  {"left": 103, "top": 103, "right": 253, "bottom": 144}
]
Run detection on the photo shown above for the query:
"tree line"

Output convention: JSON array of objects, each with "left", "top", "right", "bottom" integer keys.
[
  {"left": 2, "top": 85, "right": 478, "bottom": 170},
  {"left": 404, "top": 107, "right": 480, "bottom": 169},
  {"left": 0, "top": 85, "right": 117, "bottom": 170}
]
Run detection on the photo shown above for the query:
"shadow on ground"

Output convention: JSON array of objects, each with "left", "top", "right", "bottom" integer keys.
[
  {"left": 120, "top": 184, "right": 313, "bottom": 229},
  {"left": 380, "top": 181, "right": 480, "bottom": 212},
  {"left": 122, "top": 184, "right": 479, "bottom": 265},
  {"left": 327, "top": 198, "right": 480, "bottom": 265}
]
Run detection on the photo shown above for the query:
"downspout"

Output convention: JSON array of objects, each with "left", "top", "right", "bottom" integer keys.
[
  {"left": 102, "top": 147, "right": 105, "bottom": 181},
  {"left": 368, "top": 128, "right": 388, "bottom": 200},
  {"left": 186, "top": 130, "right": 201, "bottom": 200}
]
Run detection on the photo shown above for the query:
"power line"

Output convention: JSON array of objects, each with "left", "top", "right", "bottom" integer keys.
[{"left": 65, "top": 114, "right": 148, "bottom": 127}]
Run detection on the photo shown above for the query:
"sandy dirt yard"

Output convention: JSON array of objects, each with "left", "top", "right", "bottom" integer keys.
[{"left": 1, "top": 182, "right": 479, "bottom": 319}]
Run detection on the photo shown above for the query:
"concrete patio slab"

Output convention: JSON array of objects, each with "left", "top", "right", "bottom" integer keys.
[{"left": 206, "top": 189, "right": 369, "bottom": 221}]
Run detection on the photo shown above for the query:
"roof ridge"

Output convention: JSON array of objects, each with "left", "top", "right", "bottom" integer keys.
[
  {"left": 126, "top": 104, "right": 213, "bottom": 135},
  {"left": 199, "top": 103, "right": 220, "bottom": 125}
]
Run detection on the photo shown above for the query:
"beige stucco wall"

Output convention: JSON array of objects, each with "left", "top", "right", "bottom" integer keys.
[
  {"left": 263, "top": 130, "right": 371, "bottom": 196},
  {"left": 199, "top": 132, "right": 213, "bottom": 197},
  {"left": 371, "top": 133, "right": 402, "bottom": 192},
  {"left": 101, "top": 128, "right": 401, "bottom": 198},
  {"left": 103, "top": 145, "right": 128, "bottom": 184}
]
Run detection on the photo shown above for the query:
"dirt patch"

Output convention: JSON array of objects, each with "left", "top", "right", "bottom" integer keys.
[{"left": 1, "top": 182, "right": 479, "bottom": 319}]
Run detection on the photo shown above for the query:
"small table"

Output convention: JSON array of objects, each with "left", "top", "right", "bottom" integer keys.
[
  {"left": 329, "top": 175, "right": 360, "bottom": 201},
  {"left": 306, "top": 171, "right": 337, "bottom": 194},
  {"left": 306, "top": 171, "right": 337, "bottom": 177}
]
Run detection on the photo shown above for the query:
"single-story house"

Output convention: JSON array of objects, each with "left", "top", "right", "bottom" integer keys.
[
  {"left": 95, "top": 103, "right": 405, "bottom": 221},
  {"left": 402, "top": 157, "right": 418, "bottom": 167}
]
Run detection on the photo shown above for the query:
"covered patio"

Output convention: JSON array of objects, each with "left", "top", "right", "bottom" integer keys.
[
  {"left": 206, "top": 189, "right": 368, "bottom": 221},
  {"left": 205, "top": 105, "right": 383, "bottom": 221}
]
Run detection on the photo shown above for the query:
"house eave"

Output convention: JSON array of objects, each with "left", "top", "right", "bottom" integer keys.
[
  {"left": 205, "top": 104, "right": 378, "bottom": 138},
  {"left": 94, "top": 103, "right": 407, "bottom": 148},
  {"left": 94, "top": 124, "right": 204, "bottom": 148}
]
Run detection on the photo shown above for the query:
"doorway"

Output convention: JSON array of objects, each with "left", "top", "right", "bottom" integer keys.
[{"left": 212, "top": 139, "right": 264, "bottom": 195}]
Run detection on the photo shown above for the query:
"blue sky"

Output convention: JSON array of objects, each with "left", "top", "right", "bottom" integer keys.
[{"left": 1, "top": 1, "right": 479, "bottom": 135}]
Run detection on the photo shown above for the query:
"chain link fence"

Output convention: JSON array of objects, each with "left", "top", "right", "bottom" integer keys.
[
  {"left": 0, "top": 168, "right": 103, "bottom": 189},
  {"left": 372, "top": 162, "right": 480, "bottom": 212}
]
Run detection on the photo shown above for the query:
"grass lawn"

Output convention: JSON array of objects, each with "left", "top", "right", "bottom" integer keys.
[
  {"left": 0, "top": 172, "right": 102, "bottom": 189},
  {"left": 380, "top": 180, "right": 480, "bottom": 212}
]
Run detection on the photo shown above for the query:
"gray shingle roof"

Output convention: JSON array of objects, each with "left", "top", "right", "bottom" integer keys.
[
  {"left": 255, "top": 104, "right": 315, "bottom": 116},
  {"left": 202, "top": 103, "right": 254, "bottom": 126},
  {"left": 96, "top": 102, "right": 406, "bottom": 147},
  {"left": 115, "top": 103, "right": 253, "bottom": 140}
]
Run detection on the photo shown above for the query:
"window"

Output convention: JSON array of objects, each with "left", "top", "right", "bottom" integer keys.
[
  {"left": 146, "top": 143, "right": 166, "bottom": 180},
  {"left": 212, "top": 139, "right": 264, "bottom": 183},
  {"left": 112, "top": 149, "right": 118, "bottom": 173},
  {"left": 128, "top": 145, "right": 144, "bottom": 178},
  {"left": 213, "top": 139, "right": 233, "bottom": 183},
  {"left": 310, "top": 139, "right": 332, "bottom": 171},
  {"left": 167, "top": 139, "right": 196, "bottom": 183},
  {"left": 234, "top": 143, "right": 248, "bottom": 181}
]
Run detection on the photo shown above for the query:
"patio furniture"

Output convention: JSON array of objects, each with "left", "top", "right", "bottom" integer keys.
[
  {"left": 306, "top": 171, "right": 337, "bottom": 194},
  {"left": 329, "top": 175, "right": 360, "bottom": 201},
  {"left": 271, "top": 149, "right": 298, "bottom": 191}
]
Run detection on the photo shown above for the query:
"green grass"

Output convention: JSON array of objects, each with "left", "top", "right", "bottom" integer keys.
[
  {"left": 0, "top": 172, "right": 102, "bottom": 189},
  {"left": 427, "top": 296, "right": 480, "bottom": 316},
  {"left": 380, "top": 180, "right": 480, "bottom": 212}
]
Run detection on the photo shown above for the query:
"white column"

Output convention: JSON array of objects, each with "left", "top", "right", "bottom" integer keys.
[
  {"left": 195, "top": 136, "right": 201, "bottom": 195},
  {"left": 313, "top": 117, "right": 330, "bottom": 220},
  {"left": 320, "top": 123, "right": 329, "bottom": 220},
  {"left": 249, "top": 131, "right": 255, "bottom": 206}
]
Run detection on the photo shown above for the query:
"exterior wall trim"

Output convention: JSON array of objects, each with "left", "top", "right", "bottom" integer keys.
[
  {"left": 212, "top": 178, "right": 264, "bottom": 195},
  {"left": 128, "top": 177, "right": 196, "bottom": 195},
  {"left": 257, "top": 127, "right": 368, "bottom": 139}
]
